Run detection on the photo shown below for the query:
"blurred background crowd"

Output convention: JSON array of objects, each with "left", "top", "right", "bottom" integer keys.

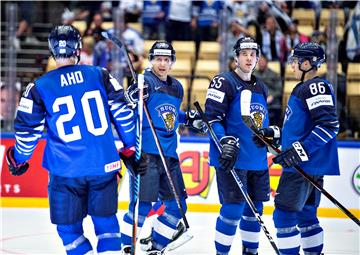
[{"left": 1, "top": 0, "right": 359, "bottom": 139}]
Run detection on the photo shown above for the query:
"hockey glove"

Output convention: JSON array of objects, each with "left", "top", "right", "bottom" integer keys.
[
  {"left": 252, "top": 125, "right": 281, "bottom": 148},
  {"left": 273, "top": 141, "right": 309, "bottom": 168},
  {"left": 219, "top": 136, "right": 240, "bottom": 172},
  {"left": 6, "top": 146, "right": 29, "bottom": 176},
  {"left": 120, "top": 147, "right": 148, "bottom": 176},
  {"left": 124, "top": 80, "right": 149, "bottom": 108},
  {"left": 185, "top": 110, "right": 207, "bottom": 133}
]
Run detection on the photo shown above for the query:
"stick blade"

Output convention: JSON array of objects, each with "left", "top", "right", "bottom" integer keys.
[{"left": 164, "top": 230, "right": 193, "bottom": 251}]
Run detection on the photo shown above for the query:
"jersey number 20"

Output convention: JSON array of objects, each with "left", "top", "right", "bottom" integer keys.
[{"left": 53, "top": 90, "right": 108, "bottom": 142}]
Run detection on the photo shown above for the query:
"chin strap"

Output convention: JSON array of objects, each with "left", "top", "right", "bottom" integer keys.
[{"left": 299, "top": 63, "right": 315, "bottom": 82}]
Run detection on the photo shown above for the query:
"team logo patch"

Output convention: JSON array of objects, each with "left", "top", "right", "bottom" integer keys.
[
  {"left": 18, "top": 97, "right": 33, "bottom": 114},
  {"left": 156, "top": 104, "right": 177, "bottom": 131},
  {"left": 306, "top": 94, "right": 334, "bottom": 110},
  {"left": 206, "top": 88, "right": 225, "bottom": 103},
  {"left": 250, "top": 103, "right": 267, "bottom": 129},
  {"left": 104, "top": 160, "right": 121, "bottom": 172}
]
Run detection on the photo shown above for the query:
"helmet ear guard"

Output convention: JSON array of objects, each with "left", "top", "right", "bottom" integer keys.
[
  {"left": 148, "top": 40, "right": 176, "bottom": 62},
  {"left": 48, "top": 25, "right": 82, "bottom": 63}
]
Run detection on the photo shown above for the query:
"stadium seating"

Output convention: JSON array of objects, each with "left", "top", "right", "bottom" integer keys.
[
  {"left": 198, "top": 41, "right": 220, "bottom": 60},
  {"left": 347, "top": 63, "right": 360, "bottom": 81},
  {"left": 194, "top": 59, "right": 219, "bottom": 80},
  {"left": 292, "top": 9, "right": 316, "bottom": 26},
  {"left": 320, "top": 8, "right": 345, "bottom": 26},
  {"left": 172, "top": 40, "right": 196, "bottom": 64},
  {"left": 191, "top": 78, "right": 211, "bottom": 109}
]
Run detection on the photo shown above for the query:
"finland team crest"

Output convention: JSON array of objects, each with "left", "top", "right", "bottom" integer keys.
[
  {"left": 156, "top": 104, "right": 177, "bottom": 131},
  {"left": 250, "top": 103, "right": 267, "bottom": 129}
]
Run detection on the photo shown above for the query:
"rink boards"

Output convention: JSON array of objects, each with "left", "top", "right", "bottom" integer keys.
[{"left": 1, "top": 135, "right": 359, "bottom": 219}]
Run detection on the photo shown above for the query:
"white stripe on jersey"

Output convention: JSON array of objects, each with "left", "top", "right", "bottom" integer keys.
[
  {"left": 315, "top": 125, "right": 335, "bottom": 138},
  {"left": 311, "top": 130, "right": 328, "bottom": 143}
]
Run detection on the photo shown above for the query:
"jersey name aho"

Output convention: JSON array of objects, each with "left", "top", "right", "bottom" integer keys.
[
  {"left": 15, "top": 65, "right": 136, "bottom": 177},
  {"left": 205, "top": 71, "right": 269, "bottom": 171},
  {"left": 282, "top": 76, "right": 340, "bottom": 175}
]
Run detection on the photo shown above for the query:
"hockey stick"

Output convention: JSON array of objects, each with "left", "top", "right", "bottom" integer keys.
[
  {"left": 193, "top": 100, "right": 280, "bottom": 255},
  {"left": 239, "top": 90, "right": 360, "bottom": 227},
  {"left": 102, "top": 31, "right": 193, "bottom": 249},
  {"left": 102, "top": 31, "right": 142, "bottom": 254},
  {"left": 131, "top": 73, "right": 144, "bottom": 254}
]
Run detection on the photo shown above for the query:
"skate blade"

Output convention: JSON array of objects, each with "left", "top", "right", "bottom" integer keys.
[{"left": 164, "top": 230, "right": 193, "bottom": 251}]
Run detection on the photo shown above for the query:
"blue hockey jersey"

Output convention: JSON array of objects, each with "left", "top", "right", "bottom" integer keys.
[
  {"left": 14, "top": 65, "right": 136, "bottom": 177},
  {"left": 140, "top": 70, "right": 186, "bottom": 159},
  {"left": 282, "top": 76, "right": 340, "bottom": 175},
  {"left": 205, "top": 71, "right": 269, "bottom": 171}
]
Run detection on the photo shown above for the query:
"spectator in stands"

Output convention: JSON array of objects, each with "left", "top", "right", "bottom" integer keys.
[
  {"left": 85, "top": 12, "right": 106, "bottom": 43},
  {"left": 224, "top": 18, "right": 252, "bottom": 70},
  {"left": 256, "top": 1, "right": 292, "bottom": 32},
  {"left": 142, "top": 0, "right": 169, "bottom": 40},
  {"left": 193, "top": 0, "right": 224, "bottom": 58},
  {"left": 254, "top": 55, "right": 283, "bottom": 126},
  {"left": 100, "top": 1, "right": 113, "bottom": 22},
  {"left": 311, "top": 30, "right": 327, "bottom": 52},
  {"left": 193, "top": 0, "right": 224, "bottom": 42},
  {"left": 281, "top": 19, "right": 310, "bottom": 60},
  {"left": 165, "top": 0, "right": 197, "bottom": 42},
  {"left": 93, "top": 14, "right": 144, "bottom": 83},
  {"left": 79, "top": 36, "right": 95, "bottom": 66},
  {"left": 69, "top": 1, "right": 103, "bottom": 36},
  {"left": 283, "top": 19, "right": 310, "bottom": 50},
  {"left": 13, "top": 2, "right": 40, "bottom": 51},
  {"left": 121, "top": 14, "right": 145, "bottom": 82},
  {"left": 226, "top": 0, "right": 257, "bottom": 26},
  {"left": 346, "top": 1, "right": 360, "bottom": 62},
  {"left": 260, "top": 15, "right": 286, "bottom": 63},
  {"left": 0, "top": 82, "right": 21, "bottom": 130},
  {"left": 119, "top": 0, "right": 143, "bottom": 22}
]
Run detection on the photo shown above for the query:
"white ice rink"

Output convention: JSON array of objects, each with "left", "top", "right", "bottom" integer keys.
[{"left": 1, "top": 208, "right": 359, "bottom": 255}]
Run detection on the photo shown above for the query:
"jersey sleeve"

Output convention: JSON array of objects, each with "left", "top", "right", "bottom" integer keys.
[
  {"left": 204, "top": 75, "right": 236, "bottom": 140},
  {"left": 101, "top": 68, "right": 136, "bottom": 149},
  {"left": 14, "top": 83, "right": 45, "bottom": 163},
  {"left": 300, "top": 80, "right": 339, "bottom": 155},
  {"left": 178, "top": 110, "right": 187, "bottom": 124}
]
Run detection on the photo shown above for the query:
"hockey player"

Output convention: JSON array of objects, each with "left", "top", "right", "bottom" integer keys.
[
  {"left": 121, "top": 40, "right": 206, "bottom": 255},
  {"left": 5, "top": 25, "right": 141, "bottom": 255},
  {"left": 204, "top": 37, "right": 272, "bottom": 255},
  {"left": 257, "top": 42, "right": 339, "bottom": 255}
]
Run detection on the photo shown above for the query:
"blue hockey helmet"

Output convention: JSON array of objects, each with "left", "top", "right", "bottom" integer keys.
[
  {"left": 149, "top": 41, "right": 176, "bottom": 62},
  {"left": 48, "top": 25, "right": 82, "bottom": 61},
  {"left": 233, "top": 37, "right": 261, "bottom": 57},
  {"left": 288, "top": 42, "right": 325, "bottom": 69}
]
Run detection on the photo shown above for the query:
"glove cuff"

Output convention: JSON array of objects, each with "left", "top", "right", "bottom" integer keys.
[
  {"left": 269, "top": 125, "right": 281, "bottom": 139},
  {"left": 291, "top": 142, "right": 309, "bottom": 162}
]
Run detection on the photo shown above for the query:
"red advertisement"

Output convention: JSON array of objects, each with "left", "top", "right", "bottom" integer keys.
[{"left": 1, "top": 138, "right": 49, "bottom": 198}]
